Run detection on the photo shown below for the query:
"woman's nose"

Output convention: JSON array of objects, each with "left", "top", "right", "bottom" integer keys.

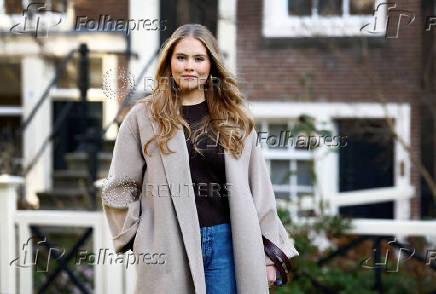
[{"left": 184, "top": 58, "right": 195, "bottom": 70}]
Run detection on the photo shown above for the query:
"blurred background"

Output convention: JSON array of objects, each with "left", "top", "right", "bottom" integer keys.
[{"left": 0, "top": 0, "right": 435, "bottom": 293}]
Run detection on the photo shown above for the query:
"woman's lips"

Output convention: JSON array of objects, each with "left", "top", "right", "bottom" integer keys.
[{"left": 182, "top": 75, "right": 197, "bottom": 80}]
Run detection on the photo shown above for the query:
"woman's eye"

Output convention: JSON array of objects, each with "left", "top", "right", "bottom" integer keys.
[
  {"left": 177, "top": 56, "right": 185, "bottom": 60},
  {"left": 196, "top": 58, "right": 204, "bottom": 62}
]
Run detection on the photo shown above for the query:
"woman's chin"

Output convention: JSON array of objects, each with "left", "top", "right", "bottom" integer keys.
[{"left": 179, "top": 84, "right": 204, "bottom": 92}]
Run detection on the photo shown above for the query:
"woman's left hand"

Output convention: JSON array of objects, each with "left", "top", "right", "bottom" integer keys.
[{"left": 266, "top": 265, "right": 276, "bottom": 287}]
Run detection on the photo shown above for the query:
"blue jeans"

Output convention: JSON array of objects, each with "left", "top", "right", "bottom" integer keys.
[{"left": 200, "top": 223, "right": 237, "bottom": 294}]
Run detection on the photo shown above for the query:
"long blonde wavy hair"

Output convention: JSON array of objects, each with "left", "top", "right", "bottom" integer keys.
[{"left": 135, "top": 24, "right": 254, "bottom": 159}]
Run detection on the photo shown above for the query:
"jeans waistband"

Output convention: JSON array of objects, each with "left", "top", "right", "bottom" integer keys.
[{"left": 200, "top": 222, "right": 231, "bottom": 234}]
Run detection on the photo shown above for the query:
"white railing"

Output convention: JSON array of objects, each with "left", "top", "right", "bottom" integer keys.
[
  {"left": 349, "top": 219, "right": 436, "bottom": 237},
  {"left": 280, "top": 185, "right": 415, "bottom": 221},
  {"left": 0, "top": 175, "right": 135, "bottom": 294}
]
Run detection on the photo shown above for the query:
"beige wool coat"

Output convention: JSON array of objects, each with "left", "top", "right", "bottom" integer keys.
[{"left": 101, "top": 100, "right": 299, "bottom": 294}]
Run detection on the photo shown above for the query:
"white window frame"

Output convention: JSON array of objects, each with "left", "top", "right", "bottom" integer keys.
[
  {"left": 256, "top": 120, "right": 315, "bottom": 199},
  {"left": 250, "top": 101, "right": 412, "bottom": 220},
  {"left": 263, "top": 0, "right": 389, "bottom": 38}
]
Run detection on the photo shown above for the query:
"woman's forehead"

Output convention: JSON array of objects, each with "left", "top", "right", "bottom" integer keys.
[{"left": 173, "top": 37, "right": 207, "bottom": 55}]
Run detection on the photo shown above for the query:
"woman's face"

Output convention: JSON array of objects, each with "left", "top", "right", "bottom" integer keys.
[{"left": 170, "top": 36, "right": 211, "bottom": 91}]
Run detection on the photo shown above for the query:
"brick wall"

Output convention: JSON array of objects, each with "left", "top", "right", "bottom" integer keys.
[{"left": 73, "top": 0, "right": 128, "bottom": 21}]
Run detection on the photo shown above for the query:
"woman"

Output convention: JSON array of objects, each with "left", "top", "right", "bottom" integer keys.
[{"left": 102, "top": 24, "right": 299, "bottom": 294}]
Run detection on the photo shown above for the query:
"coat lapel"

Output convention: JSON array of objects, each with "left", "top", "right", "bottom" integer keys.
[{"left": 149, "top": 118, "right": 206, "bottom": 293}]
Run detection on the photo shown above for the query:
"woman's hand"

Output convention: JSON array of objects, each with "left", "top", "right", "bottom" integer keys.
[{"left": 266, "top": 265, "right": 276, "bottom": 287}]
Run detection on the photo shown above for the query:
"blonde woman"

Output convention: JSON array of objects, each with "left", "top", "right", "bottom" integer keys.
[{"left": 102, "top": 24, "right": 299, "bottom": 294}]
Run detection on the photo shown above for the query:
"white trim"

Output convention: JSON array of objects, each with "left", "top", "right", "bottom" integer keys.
[
  {"left": 248, "top": 101, "right": 409, "bottom": 119},
  {"left": 218, "top": 0, "right": 236, "bottom": 75},
  {"left": 0, "top": 106, "right": 22, "bottom": 116},
  {"left": 50, "top": 88, "right": 106, "bottom": 101},
  {"left": 264, "top": 151, "right": 313, "bottom": 160},
  {"left": 349, "top": 219, "right": 436, "bottom": 236},
  {"left": 300, "top": 217, "right": 436, "bottom": 237},
  {"left": 0, "top": 33, "right": 126, "bottom": 56},
  {"left": 128, "top": 0, "right": 160, "bottom": 93},
  {"left": 323, "top": 186, "right": 413, "bottom": 207},
  {"left": 263, "top": 0, "right": 388, "bottom": 38}
]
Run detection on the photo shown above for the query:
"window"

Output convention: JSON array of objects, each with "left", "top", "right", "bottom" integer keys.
[
  {"left": 51, "top": 56, "right": 102, "bottom": 89},
  {"left": 257, "top": 121, "right": 315, "bottom": 199},
  {"left": 288, "top": 0, "right": 311, "bottom": 16},
  {"left": 288, "top": 0, "right": 374, "bottom": 16},
  {"left": 0, "top": 62, "right": 21, "bottom": 106},
  {"left": 0, "top": 116, "right": 22, "bottom": 175},
  {"left": 263, "top": 0, "right": 387, "bottom": 37},
  {"left": 337, "top": 118, "right": 394, "bottom": 219},
  {"left": 350, "top": 0, "right": 374, "bottom": 15}
]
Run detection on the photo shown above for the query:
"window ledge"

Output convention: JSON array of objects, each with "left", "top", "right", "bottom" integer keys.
[{"left": 260, "top": 35, "right": 387, "bottom": 49}]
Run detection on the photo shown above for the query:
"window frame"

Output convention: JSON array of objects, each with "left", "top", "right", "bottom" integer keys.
[{"left": 263, "top": 0, "right": 388, "bottom": 38}]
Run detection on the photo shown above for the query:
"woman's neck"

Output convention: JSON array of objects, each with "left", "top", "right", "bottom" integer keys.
[{"left": 180, "top": 88, "right": 206, "bottom": 106}]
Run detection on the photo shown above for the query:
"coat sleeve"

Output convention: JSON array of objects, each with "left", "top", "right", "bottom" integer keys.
[
  {"left": 247, "top": 129, "right": 299, "bottom": 266},
  {"left": 101, "top": 112, "right": 146, "bottom": 254}
]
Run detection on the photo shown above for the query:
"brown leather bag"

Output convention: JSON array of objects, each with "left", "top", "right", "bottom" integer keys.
[{"left": 262, "top": 235, "right": 293, "bottom": 286}]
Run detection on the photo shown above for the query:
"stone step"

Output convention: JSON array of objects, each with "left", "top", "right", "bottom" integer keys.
[
  {"left": 64, "top": 152, "right": 112, "bottom": 174},
  {"left": 53, "top": 170, "right": 90, "bottom": 189},
  {"left": 53, "top": 169, "right": 108, "bottom": 188},
  {"left": 37, "top": 188, "right": 102, "bottom": 210}
]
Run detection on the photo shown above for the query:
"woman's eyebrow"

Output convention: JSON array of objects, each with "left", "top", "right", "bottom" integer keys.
[{"left": 175, "top": 53, "right": 207, "bottom": 57}]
